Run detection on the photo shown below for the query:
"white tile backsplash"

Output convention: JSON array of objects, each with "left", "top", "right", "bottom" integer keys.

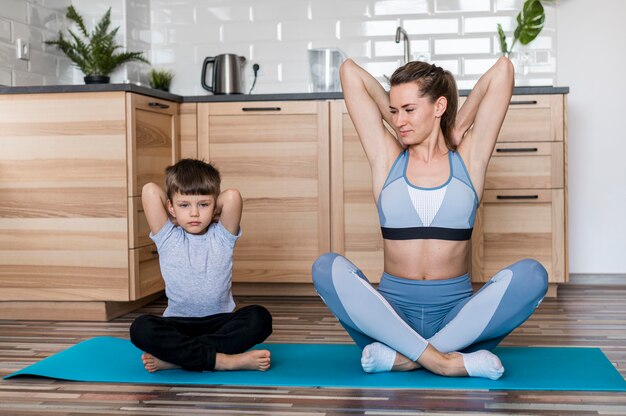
[
  {"left": 1, "top": 0, "right": 29, "bottom": 23},
  {"left": 435, "top": 0, "right": 491, "bottom": 13},
  {"left": 311, "top": 1, "right": 371, "bottom": 19},
  {"left": 0, "top": 66, "right": 12, "bottom": 85},
  {"left": 404, "top": 18, "right": 459, "bottom": 35},
  {"left": 464, "top": 16, "right": 514, "bottom": 33},
  {"left": 435, "top": 37, "right": 491, "bottom": 55},
  {"left": 0, "top": 18, "right": 11, "bottom": 41},
  {"left": 376, "top": 39, "right": 429, "bottom": 57},
  {"left": 374, "top": 0, "right": 429, "bottom": 16},
  {"left": 0, "top": 0, "right": 558, "bottom": 91}
]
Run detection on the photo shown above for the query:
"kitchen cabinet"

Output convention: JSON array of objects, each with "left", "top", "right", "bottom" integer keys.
[
  {"left": 471, "top": 95, "right": 567, "bottom": 285},
  {"left": 329, "top": 100, "right": 384, "bottom": 281},
  {"left": 0, "top": 92, "right": 178, "bottom": 320},
  {"left": 330, "top": 94, "right": 568, "bottom": 288},
  {"left": 195, "top": 101, "right": 330, "bottom": 284}
]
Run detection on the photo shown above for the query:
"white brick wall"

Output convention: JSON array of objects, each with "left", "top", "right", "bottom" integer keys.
[
  {"left": 1, "top": 0, "right": 557, "bottom": 93},
  {"left": 0, "top": 0, "right": 150, "bottom": 86},
  {"left": 149, "top": 0, "right": 557, "bottom": 95}
]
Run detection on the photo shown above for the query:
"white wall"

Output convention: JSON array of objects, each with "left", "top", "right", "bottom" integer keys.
[{"left": 557, "top": 0, "right": 626, "bottom": 274}]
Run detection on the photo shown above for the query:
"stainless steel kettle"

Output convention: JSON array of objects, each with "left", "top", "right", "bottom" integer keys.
[{"left": 201, "top": 54, "right": 246, "bottom": 94}]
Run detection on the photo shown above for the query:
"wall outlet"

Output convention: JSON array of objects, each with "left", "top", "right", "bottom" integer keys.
[{"left": 16, "top": 38, "right": 30, "bottom": 61}]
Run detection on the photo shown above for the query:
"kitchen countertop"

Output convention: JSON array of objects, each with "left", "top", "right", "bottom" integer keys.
[{"left": 0, "top": 84, "right": 570, "bottom": 102}]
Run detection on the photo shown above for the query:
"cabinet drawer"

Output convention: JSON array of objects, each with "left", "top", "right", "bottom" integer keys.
[
  {"left": 498, "top": 95, "right": 563, "bottom": 142},
  {"left": 129, "top": 244, "right": 163, "bottom": 301},
  {"left": 472, "top": 189, "right": 565, "bottom": 283},
  {"left": 207, "top": 100, "right": 318, "bottom": 115},
  {"left": 128, "top": 196, "right": 152, "bottom": 249},
  {"left": 485, "top": 142, "right": 564, "bottom": 189}
]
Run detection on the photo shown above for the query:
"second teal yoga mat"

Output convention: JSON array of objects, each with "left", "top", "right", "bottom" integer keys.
[{"left": 5, "top": 337, "right": 626, "bottom": 391}]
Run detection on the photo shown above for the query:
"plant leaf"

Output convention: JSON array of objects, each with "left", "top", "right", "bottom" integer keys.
[
  {"left": 45, "top": 5, "right": 149, "bottom": 77},
  {"left": 514, "top": 0, "right": 545, "bottom": 46},
  {"left": 497, "top": 23, "right": 509, "bottom": 55},
  {"left": 65, "top": 5, "right": 89, "bottom": 38}
]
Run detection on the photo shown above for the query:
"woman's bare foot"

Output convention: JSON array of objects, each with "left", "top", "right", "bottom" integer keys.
[
  {"left": 141, "top": 352, "right": 180, "bottom": 373},
  {"left": 214, "top": 349, "right": 271, "bottom": 371}
]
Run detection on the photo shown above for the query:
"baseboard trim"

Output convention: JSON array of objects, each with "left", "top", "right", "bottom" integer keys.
[{"left": 568, "top": 274, "right": 626, "bottom": 285}]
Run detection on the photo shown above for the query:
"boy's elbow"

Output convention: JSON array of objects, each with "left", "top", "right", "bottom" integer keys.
[
  {"left": 142, "top": 182, "right": 160, "bottom": 196},
  {"left": 222, "top": 188, "right": 243, "bottom": 206}
]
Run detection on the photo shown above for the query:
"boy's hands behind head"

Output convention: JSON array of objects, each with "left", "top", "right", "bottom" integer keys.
[{"left": 215, "top": 189, "right": 243, "bottom": 236}]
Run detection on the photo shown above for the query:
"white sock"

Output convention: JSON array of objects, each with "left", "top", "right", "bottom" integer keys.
[
  {"left": 460, "top": 350, "right": 505, "bottom": 380},
  {"left": 361, "top": 342, "right": 396, "bottom": 373}
]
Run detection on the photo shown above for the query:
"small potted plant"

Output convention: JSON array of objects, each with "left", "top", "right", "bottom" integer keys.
[
  {"left": 46, "top": 5, "right": 149, "bottom": 84},
  {"left": 496, "top": 0, "right": 546, "bottom": 57},
  {"left": 149, "top": 68, "right": 175, "bottom": 92}
]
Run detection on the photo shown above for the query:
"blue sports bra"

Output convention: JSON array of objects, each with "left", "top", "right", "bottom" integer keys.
[{"left": 377, "top": 149, "right": 479, "bottom": 241}]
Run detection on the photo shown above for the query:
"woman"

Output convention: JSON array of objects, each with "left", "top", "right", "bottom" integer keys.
[{"left": 312, "top": 57, "right": 548, "bottom": 380}]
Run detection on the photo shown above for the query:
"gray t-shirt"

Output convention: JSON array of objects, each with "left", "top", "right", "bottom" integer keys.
[{"left": 150, "top": 219, "right": 241, "bottom": 317}]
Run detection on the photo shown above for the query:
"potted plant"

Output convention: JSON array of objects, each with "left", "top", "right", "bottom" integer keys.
[
  {"left": 496, "top": 0, "right": 546, "bottom": 57},
  {"left": 46, "top": 5, "right": 149, "bottom": 84},
  {"left": 149, "top": 68, "right": 175, "bottom": 92}
]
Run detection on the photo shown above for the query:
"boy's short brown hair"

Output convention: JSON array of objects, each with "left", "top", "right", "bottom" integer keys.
[{"left": 165, "top": 159, "right": 220, "bottom": 200}]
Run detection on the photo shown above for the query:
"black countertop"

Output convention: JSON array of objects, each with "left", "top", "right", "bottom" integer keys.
[{"left": 0, "top": 84, "right": 569, "bottom": 102}]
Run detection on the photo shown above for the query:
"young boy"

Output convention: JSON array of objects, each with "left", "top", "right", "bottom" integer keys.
[{"left": 130, "top": 158, "right": 272, "bottom": 372}]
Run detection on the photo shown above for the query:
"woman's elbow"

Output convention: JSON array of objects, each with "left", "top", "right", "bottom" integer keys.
[
  {"left": 496, "top": 56, "right": 515, "bottom": 86},
  {"left": 340, "top": 58, "right": 356, "bottom": 80}
]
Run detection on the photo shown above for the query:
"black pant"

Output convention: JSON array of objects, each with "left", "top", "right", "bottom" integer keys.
[{"left": 129, "top": 305, "right": 273, "bottom": 371}]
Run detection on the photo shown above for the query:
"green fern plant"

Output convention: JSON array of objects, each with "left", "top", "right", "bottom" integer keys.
[
  {"left": 497, "top": 0, "right": 546, "bottom": 56},
  {"left": 149, "top": 69, "right": 175, "bottom": 91},
  {"left": 46, "top": 5, "right": 149, "bottom": 81}
]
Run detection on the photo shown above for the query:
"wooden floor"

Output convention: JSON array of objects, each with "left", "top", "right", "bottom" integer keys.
[{"left": 1, "top": 283, "right": 625, "bottom": 415}]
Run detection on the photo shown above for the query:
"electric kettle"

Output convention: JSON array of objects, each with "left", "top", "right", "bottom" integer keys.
[{"left": 201, "top": 54, "right": 246, "bottom": 94}]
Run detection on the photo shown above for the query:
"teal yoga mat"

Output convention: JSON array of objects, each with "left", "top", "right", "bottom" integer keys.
[{"left": 5, "top": 337, "right": 626, "bottom": 391}]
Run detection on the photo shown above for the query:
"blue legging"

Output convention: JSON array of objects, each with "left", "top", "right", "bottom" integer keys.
[{"left": 312, "top": 253, "right": 548, "bottom": 361}]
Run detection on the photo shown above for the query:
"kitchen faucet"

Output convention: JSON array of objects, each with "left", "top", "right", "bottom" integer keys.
[{"left": 395, "top": 26, "right": 411, "bottom": 65}]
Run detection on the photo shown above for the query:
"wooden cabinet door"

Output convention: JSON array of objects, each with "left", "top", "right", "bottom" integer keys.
[
  {"left": 471, "top": 190, "right": 566, "bottom": 283},
  {"left": 199, "top": 101, "right": 330, "bottom": 283},
  {"left": 126, "top": 93, "right": 176, "bottom": 298},
  {"left": 330, "top": 101, "right": 385, "bottom": 281},
  {"left": 0, "top": 92, "right": 130, "bottom": 301},
  {"left": 127, "top": 94, "right": 179, "bottom": 197}
]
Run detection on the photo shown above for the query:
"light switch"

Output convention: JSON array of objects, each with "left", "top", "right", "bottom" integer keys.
[{"left": 16, "top": 38, "right": 30, "bottom": 61}]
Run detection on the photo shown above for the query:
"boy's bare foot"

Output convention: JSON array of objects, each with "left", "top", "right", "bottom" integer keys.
[
  {"left": 141, "top": 352, "right": 180, "bottom": 373},
  {"left": 214, "top": 349, "right": 271, "bottom": 371}
]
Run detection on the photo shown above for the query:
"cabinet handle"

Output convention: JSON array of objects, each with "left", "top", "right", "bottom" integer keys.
[
  {"left": 496, "top": 147, "right": 538, "bottom": 153},
  {"left": 241, "top": 107, "right": 282, "bottom": 112},
  {"left": 509, "top": 100, "right": 538, "bottom": 105},
  {"left": 496, "top": 195, "right": 539, "bottom": 200},
  {"left": 148, "top": 102, "right": 170, "bottom": 109}
]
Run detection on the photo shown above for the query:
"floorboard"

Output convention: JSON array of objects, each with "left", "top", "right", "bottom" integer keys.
[{"left": 1, "top": 284, "right": 625, "bottom": 415}]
